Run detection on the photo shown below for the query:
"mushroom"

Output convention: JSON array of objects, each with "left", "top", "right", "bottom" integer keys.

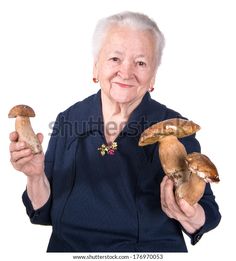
[
  {"left": 138, "top": 118, "right": 201, "bottom": 146},
  {"left": 8, "top": 105, "right": 42, "bottom": 154},
  {"left": 175, "top": 152, "right": 220, "bottom": 205},
  {"left": 138, "top": 118, "right": 219, "bottom": 205},
  {"left": 185, "top": 152, "right": 220, "bottom": 183},
  {"left": 139, "top": 118, "right": 200, "bottom": 186}
]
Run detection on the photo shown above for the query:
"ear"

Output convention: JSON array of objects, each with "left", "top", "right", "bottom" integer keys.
[
  {"left": 93, "top": 62, "right": 98, "bottom": 79},
  {"left": 150, "top": 74, "right": 156, "bottom": 88}
]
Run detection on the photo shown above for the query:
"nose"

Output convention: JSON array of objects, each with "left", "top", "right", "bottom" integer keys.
[{"left": 117, "top": 61, "right": 134, "bottom": 80}]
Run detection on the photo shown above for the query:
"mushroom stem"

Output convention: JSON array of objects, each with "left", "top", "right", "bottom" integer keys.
[
  {"left": 159, "top": 136, "right": 206, "bottom": 205},
  {"left": 15, "top": 116, "right": 42, "bottom": 154},
  {"left": 159, "top": 135, "right": 189, "bottom": 186},
  {"left": 175, "top": 172, "right": 206, "bottom": 205}
]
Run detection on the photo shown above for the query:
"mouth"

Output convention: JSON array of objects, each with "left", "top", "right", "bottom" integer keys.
[{"left": 113, "top": 82, "right": 134, "bottom": 89}]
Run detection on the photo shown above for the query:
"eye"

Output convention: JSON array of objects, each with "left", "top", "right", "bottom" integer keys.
[
  {"left": 137, "top": 61, "right": 146, "bottom": 67},
  {"left": 109, "top": 57, "right": 120, "bottom": 62}
]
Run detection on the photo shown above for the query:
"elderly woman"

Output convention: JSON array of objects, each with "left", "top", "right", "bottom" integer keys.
[{"left": 9, "top": 11, "right": 221, "bottom": 252}]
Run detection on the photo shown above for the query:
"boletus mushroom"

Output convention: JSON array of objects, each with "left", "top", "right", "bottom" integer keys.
[
  {"left": 139, "top": 118, "right": 219, "bottom": 205},
  {"left": 8, "top": 105, "right": 42, "bottom": 154},
  {"left": 175, "top": 152, "right": 220, "bottom": 205}
]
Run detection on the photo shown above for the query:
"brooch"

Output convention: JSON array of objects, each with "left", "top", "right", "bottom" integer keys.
[{"left": 98, "top": 142, "right": 118, "bottom": 156}]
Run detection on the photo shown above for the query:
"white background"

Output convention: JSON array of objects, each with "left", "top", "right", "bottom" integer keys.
[{"left": 0, "top": 0, "right": 235, "bottom": 260}]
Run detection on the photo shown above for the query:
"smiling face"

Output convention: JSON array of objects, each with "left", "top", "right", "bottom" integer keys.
[{"left": 93, "top": 26, "right": 158, "bottom": 104}]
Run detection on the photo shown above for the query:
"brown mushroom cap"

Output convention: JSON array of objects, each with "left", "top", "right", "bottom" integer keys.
[
  {"left": 8, "top": 105, "right": 35, "bottom": 118},
  {"left": 139, "top": 118, "right": 200, "bottom": 146},
  {"left": 185, "top": 152, "right": 220, "bottom": 182}
]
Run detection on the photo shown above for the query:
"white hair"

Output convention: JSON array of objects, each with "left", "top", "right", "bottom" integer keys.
[{"left": 92, "top": 11, "right": 165, "bottom": 67}]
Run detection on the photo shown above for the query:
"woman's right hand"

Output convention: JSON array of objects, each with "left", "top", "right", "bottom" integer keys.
[
  {"left": 9, "top": 131, "right": 45, "bottom": 178},
  {"left": 10, "top": 131, "right": 51, "bottom": 209}
]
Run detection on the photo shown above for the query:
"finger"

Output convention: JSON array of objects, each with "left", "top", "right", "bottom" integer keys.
[
  {"left": 9, "top": 131, "right": 18, "bottom": 142},
  {"left": 160, "top": 175, "right": 169, "bottom": 198},
  {"left": 12, "top": 154, "right": 34, "bottom": 170},
  {"left": 160, "top": 175, "right": 168, "bottom": 196},
  {"left": 163, "top": 178, "right": 175, "bottom": 205},
  {"left": 9, "top": 141, "right": 27, "bottom": 152},
  {"left": 10, "top": 148, "right": 32, "bottom": 163},
  {"left": 178, "top": 199, "right": 196, "bottom": 218},
  {"left": 160, "top": 176, "right": 169, "bottom": 208},
  {"left": 160, "top": 179, "right": 177, "bottom": 218},
  {"left": 160, "top": 175, "right": 168, "bottom": 187},
  {"left": 162, "top": 207, "right": 174, "bottom": 219},
  {"left": 164, "top": 179, "right": 183, "bottom": 215},
  {"left": 36, "top": 133, "right": 44, "bottom": 144},
  {"left": 163, "top": 178, "right": 174, "bottom": 207}
]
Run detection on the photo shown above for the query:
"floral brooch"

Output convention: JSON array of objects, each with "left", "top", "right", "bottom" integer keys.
[{"left": 98, "top": 142, "right": 118, "bottom": 156}]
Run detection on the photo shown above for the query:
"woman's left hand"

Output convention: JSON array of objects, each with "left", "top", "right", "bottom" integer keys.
[{"left": 160, "top": 176, "right": 206, "bottom": 234}]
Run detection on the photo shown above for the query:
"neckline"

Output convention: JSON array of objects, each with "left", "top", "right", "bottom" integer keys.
[{"left": 98, "top": 91, "right": 151, "bottom": 145}]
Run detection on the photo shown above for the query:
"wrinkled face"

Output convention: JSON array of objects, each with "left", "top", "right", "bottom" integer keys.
[{"left": 94, "top": 26, "right": 157, "bottom": 104}]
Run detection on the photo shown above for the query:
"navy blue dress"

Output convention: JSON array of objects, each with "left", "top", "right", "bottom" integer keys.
[{"left": 22, "top": 91, "right": 221, "bottom": 252}]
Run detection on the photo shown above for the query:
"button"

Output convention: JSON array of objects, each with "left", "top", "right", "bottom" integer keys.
[{"left": 195, "top": 234, "right": 202, "bottom": 242}]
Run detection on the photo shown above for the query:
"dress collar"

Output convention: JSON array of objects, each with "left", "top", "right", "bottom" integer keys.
[
  {"left": 86, "top": 90, "right": 152, "bottom": 134},
  {"left": 72, "top": 89, "right": 167, "bottom": 138}
]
